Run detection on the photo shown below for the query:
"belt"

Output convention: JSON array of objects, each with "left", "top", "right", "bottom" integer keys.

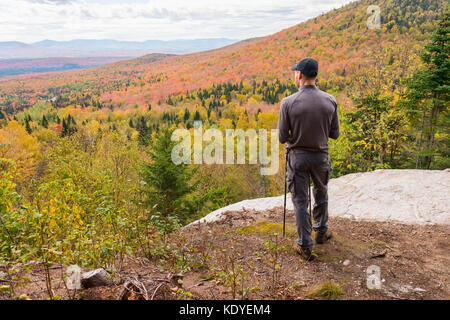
[{"left": 289, "top": 148, "right": 329, "bottom": 154}]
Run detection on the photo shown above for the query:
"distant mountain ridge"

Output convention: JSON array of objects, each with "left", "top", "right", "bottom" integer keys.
[
  {"left": 0, "top": 38, "right": 239, "bottom": 59},
  {"left": 0, "top": 57, "right": 135, "bottom": 77}
]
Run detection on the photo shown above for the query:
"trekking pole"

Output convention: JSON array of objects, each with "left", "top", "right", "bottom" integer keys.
[
  {"left": 283, "top": 149, "right": 289, "bottom": 238},
  {"left": 308, "top": 174, "right": 312, "bottom": 219}
]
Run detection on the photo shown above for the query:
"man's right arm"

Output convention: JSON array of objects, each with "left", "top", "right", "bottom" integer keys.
[{"left": 278, "top": 99, "right": 290, "bottom": 144}]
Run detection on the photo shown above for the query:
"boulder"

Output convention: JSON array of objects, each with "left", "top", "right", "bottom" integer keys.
[
  {"left": 327, "top": 169, "right": 449, "bottom": 225},
  {"left": 81, "top": 268, "right": 113, "bottom": 289},
  {"left": 188, "top": 169, "right": 450, "bottom": 226}
]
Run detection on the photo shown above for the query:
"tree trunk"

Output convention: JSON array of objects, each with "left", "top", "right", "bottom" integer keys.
[
  {"left": 415, "top": 107, "right": 426, "bottom": 169},
  {"left": 426, "top": 99, "right": 440, "bottom": 169}
]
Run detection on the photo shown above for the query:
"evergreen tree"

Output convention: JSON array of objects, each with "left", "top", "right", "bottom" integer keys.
[
  {"left": 138, "top": 116, "right": 150, "bottom": 145},
  {"left": 61, "top": 118, "right": 68, "bottom": 137},
  {"left": 141, "top": 128, "right": 225, "bottom": 224},
  {"left": 141, "top": 128, "right": 194, "bottom": 222},
  {"left": 403, "top": 11, "right": 449, "bottom": 169},
  {"left": 183, "top": 108, "right": 190, "bottom": 122},
  {"left": 25, "top": 118, "right": 32, "bottom": 134},
  {"left": 41, "top": 115, "right": 48, "bottom": 128}
]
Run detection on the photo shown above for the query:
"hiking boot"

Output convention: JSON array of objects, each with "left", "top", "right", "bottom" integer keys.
[
  {"left": 294, "top": 244, "right": 315, "bottom": 261},
  {"left": 315, "top": 230, "right": 333, "bottom": 244}
]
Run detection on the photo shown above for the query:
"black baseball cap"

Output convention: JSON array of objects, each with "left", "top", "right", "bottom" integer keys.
[{"left": 291, "top": 58, "right": 319, "bottom": 78}]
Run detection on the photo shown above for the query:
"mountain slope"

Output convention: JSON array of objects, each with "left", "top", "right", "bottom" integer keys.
[
  {"left": 0, "top": 0, "right": 445, "bottom": 114},
  {"left": 98, "top": 0, "right": 444, "bottom": 106}
]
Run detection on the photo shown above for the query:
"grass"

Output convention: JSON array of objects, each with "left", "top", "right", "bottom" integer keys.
[
  {"left": 235, "top": 221, "right": 296, "bottom": 236},
  {"left": 312, "top": 246, "right": 342, "bottom": 262},
  {"left": 292, "top": 282, "right": 305, "bottom": 290},
  {"left": 333, "top": 234, "right": 369, "bottom": 256},
  {"left": 372, "top": 240, "right": 387, "bottom": 246},
  {"left": 306, "top": 282, "right": 344, "bottom": 300}
]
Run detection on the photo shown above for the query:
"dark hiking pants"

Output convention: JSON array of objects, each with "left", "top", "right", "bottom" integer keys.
[{"left": 286, "top": 151, "right": 332, "bottom": 249}]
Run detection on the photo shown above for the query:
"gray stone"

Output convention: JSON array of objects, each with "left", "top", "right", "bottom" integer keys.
[
  {"left": 188, "top": 169, "right": 450, "bottom": 226},
  {"left": 81, "top": 268, "right": 113, "bottom": 289}
]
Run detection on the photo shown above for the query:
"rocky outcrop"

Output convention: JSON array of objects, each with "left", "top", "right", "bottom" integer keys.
[{"left": 189, "top": 169, "right": 450, "bottom": 226}]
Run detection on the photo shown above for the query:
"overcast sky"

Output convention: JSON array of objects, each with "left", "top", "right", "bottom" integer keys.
[{"left": 0, "top": 0, "right": 355, "bottom": 43}]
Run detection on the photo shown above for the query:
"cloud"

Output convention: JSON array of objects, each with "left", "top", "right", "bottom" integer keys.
[
  {"left": 25, "top": 0, "right": 74, "bottom": 4},
  {"left": 0, "top": 0, "right": 354, "bottom": 43}
]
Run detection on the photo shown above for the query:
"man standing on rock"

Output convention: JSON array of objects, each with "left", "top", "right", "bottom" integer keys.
[{"left": 278, "top": 57, "right": 340, "bottom": 261}]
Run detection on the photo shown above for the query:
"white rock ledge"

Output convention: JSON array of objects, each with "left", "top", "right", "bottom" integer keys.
[{"left": 188, "top": 169, "right": 450, "bottom": 227}]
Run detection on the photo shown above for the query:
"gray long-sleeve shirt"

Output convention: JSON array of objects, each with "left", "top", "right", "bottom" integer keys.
[{"left": 278, "top": 84, "right": 340, "bottom": 153}]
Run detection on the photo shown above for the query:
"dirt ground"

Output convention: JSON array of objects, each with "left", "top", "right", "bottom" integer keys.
[{"left": 1, "top": 207, "right": 449, "bottom": 300}]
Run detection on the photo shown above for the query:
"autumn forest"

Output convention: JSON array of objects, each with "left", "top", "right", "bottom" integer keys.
[{"left": 0, "top": 0, "right": 448, "bottom": 300}]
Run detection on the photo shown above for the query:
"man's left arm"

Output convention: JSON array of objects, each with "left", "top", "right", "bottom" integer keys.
[{"left": 329, "top": 97, "right": 340, "bottom": 140}]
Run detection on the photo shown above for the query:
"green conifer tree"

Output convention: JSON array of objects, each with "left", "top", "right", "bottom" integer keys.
[
  {"left": 403, "top": 11, "right": 449, "bottom": 169},
  {"left": 141, "top": 128, "right": 225, "bottom": 224},
  {"left": 25, "top": 118, "right": 32, "bottom": 134}
]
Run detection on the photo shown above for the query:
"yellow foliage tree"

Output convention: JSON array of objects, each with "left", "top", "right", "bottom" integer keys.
[{"left": 0, "top": 121, "right": 41, "bottom": 187}]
